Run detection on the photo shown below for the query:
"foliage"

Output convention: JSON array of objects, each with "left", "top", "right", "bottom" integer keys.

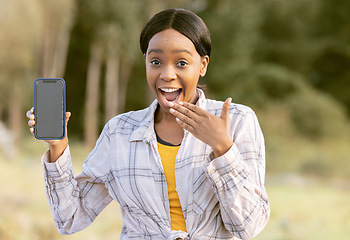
[
  {"left": 285, "top": 89, "right": 349, "bottom": 140},
  {"left": 0, "top": 0, "right": 40, "bottom": 103},
  {"left": 1, "top": 0, "right": 350, "bottom": 177}
]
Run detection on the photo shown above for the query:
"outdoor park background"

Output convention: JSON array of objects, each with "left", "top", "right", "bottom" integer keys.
[{"left": 1, "top": 0, "right": 350, "bottom": 239}]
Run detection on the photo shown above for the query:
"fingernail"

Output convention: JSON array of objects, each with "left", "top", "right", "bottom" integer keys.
[
  {"left": 179, "top": 101, "right": 184, "bottom": 105},
  {"left": 169, "top": 108, "right": 175, "bottom": 114},
  {"left": 168, "top": 102, "right": 174, "bottom": 107}
]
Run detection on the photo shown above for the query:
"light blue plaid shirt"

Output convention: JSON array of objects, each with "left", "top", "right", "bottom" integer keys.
[{"left": 42, "top": 90, "right": 270, "bottom": 240}]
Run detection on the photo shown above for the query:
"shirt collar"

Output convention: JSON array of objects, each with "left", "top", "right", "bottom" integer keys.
[{"left": 129, "top": 88, "right": 207, "bottom": 143}]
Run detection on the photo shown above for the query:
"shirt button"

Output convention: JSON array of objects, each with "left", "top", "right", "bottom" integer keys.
[
  {"left": 209, "top": 169, "right": 215, "bottom": 174},
  {"left": 175, "top": 187, "right": 179, "bottom": 192}
]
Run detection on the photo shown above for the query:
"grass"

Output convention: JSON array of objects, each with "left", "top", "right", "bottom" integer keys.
[
  {"left": 1, "top": 139, "right": 350, "bottom": 239},
  {"left": 256, "top": 177, "right": 350, "bottom": 240},
  {"left": 0, "top": 139, "right": 122, "bottom": 240}
]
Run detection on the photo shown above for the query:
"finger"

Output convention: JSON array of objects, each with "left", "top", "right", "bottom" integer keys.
[
  {"left": 171, "top": 103, "right": 203, "bottom": 123},
  {"left": 27, "top": 108, "right": 35, "bottom": 119},
  {"left": 170, "top": 108, "right": 196, "bottom": 128},
  {"left": 220, "top": 98, "right": 232, "bottom": 121},
  {"left": 30, "top": 127, "right": 34, "bottom": 134},
  {"left": 65, "top": 112, "right": 71, "bottom": 124},
  {"left": 175, "top": 117, "right": 197, "bottom": 134},
  {"left": 170, "top": 108, "right": 198, "bottom": 126},
  {"left": 26, "top": 110, "right": 32, "bottom": 119},
  {"left": 178, "top": 101, "right": 207, "bottom": 116},
  {"left": 28, "top": 119, "right": 35, "bottom": 127}
]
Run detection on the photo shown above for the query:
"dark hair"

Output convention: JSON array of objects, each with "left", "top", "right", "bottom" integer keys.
[{"left": 140, "top": 9, "right": 211, "bottom": 57}]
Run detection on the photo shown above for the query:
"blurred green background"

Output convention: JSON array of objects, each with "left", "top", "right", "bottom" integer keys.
[{"left": 1, "top": 0, "right": 350, "bottom": 239}]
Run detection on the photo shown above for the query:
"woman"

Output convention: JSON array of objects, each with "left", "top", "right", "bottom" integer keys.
[{"left": 27, "top": 8, "right": 269, "bottom": 240}]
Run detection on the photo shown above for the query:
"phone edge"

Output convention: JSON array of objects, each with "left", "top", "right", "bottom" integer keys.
[{"left": 33, "top": 78, "right": 66, "bottom": 140}]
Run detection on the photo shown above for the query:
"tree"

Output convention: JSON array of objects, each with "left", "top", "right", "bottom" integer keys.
[
  {"left": 37, "top": 0, "right": 76, "bottom": 78},
  {"left": 0, "top": 0, "right": 76, "bottom": 149},
  {"left": 0, "top": 0, "right": 41, "bottom": 145},
  {"left": 72, "top": 0, "right": 147, "bottom": 148},
  {"left": 84, "top": 39, "right": 103, "bottom": 148}
]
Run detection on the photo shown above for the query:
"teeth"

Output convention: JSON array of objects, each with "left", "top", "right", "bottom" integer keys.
[{"left": 160, "top": 88, "right": 180, "bottom": 93}]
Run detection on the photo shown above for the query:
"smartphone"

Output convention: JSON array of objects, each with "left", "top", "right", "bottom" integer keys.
[{"left": 34, "top": 78, "right": 66, "bottom": 140}]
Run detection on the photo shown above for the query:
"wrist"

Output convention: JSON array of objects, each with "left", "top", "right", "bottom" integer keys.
[
  {"left": 212, "top": 140, "right": 233, "bottom": 159},
  {"left": 48, "top": 138, "right": 68, "bottom": 163}
]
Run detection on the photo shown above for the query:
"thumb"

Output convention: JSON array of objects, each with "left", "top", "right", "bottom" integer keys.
[
  {"left": 65, "top": 112, "right": 71, "bottom": 125},
  {"left": 220, "top": 98, "right": 232, "bottom": 121}
]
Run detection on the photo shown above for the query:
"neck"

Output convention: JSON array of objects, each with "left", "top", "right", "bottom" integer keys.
[
  {"left": 154, "top": 104, "right": 184, "bottom": 145},
  {"left": 154, "top": 105, "right": 176, "bottom": 124}
]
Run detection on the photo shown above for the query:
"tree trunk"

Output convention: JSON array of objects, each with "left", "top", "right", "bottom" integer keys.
[
  {"left": 104, "top": 53, "right": 119, "bottom": 122},
  {"left": 51, "top": 25, "right": 72, "bottom": 77},
  {"left": 0, "top": 102, "right": 3, "bottom": 121},
  {"left": 42, "top": 23, "right": 55, "bottom": 77},
  {"left": 84, "top": 40, "right": 103, "bottom": 148},
  {"left": 8, "top": 90, "right": 22, "bottom": 148},
  {"left": 119, "top": 59, "right": 132, "bottom": 112},
  {"left": 39, "top": 0, "right": 75, "bottom": 78}
]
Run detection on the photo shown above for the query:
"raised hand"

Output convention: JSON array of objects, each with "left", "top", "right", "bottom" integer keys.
[
  {"left": 169, "top": 98, "right": 233, "bottom": 158},
  {"left": 26, "top": 107, "right": 71, "bottom": 162}
]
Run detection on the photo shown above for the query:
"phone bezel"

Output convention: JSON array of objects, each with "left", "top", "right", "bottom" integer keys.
[{"left": 33, "top": 78, "right": 66, "bottom": 140}]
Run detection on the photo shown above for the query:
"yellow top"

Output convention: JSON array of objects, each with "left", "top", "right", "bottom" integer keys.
[{"left": 157, "top": 142, "right": 187, "bottom": 231}]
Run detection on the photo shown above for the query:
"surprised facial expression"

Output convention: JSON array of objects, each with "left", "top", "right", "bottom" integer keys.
[{"left": 145, "top": 28, "right": 209, "bottom": 113}]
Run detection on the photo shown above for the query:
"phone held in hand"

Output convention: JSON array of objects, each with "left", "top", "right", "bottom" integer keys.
[{"left": 34, "top": 78, "right": 66, "bottom": 140}]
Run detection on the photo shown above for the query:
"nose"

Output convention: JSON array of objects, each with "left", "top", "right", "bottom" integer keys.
[{"left": 160, "top": 65, "right": 176, "bottom": 81}]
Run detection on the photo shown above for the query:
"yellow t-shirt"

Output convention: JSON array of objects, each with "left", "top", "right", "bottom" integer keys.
[{"left": 157, "top": 141, "right": 187, "bottom": 231}]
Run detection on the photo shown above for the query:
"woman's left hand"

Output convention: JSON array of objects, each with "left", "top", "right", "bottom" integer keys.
[{"left": 169, "top": 98, "right": 233, "bottom": 158}]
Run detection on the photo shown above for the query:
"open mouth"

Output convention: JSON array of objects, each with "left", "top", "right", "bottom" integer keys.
[{"left": 159, "top": 87, "right": 182, "bottom": 103}]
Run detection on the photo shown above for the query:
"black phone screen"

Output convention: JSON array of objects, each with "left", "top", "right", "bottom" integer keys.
[{"left": 34, "top": 78, "right": 66, "bottom": 140}]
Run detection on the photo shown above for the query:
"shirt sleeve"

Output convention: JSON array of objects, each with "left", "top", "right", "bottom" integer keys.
[
  {"left": 42, "top": 123, "right": 113, "bottom": 235},
  {"left": 206, "top": 109, "right": 270, "bottom": 240}
]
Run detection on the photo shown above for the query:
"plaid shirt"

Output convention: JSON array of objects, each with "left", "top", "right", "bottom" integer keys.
[{"left": 42, "top": 90, "right": 270, "bottom": 240}]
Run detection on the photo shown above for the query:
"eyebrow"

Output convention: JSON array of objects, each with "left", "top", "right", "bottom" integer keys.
[
  {"left": 147, "top": 49, "right": 192, "bottom": 56},
  {"left": 148, "top": 49, "right": 163, "bottom": 55}
]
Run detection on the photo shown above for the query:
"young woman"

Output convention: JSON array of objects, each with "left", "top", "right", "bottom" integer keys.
[{"left": 27, "top": 8, "right": 269, "bottom": 240}]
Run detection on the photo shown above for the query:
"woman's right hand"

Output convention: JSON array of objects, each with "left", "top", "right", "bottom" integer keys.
[{"left": 26, "top": 107, "right": 71, "bottom": 162}]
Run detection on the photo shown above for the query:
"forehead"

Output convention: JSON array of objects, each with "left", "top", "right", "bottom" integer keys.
[{"left": 147, "top": 28, "right": 197, "bottom": 54}]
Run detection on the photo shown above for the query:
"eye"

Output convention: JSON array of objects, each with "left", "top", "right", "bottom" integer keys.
[
  {"left": 150, "top": 59, "right": 161, "bottom": 65},
  {"left": 177, "top": 60, "right": 188, "bottom": 67}
]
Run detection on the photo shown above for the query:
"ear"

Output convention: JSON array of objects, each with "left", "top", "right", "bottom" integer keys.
[{"left": 200, "top": 55, "right": 209, "bottom": 77}]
